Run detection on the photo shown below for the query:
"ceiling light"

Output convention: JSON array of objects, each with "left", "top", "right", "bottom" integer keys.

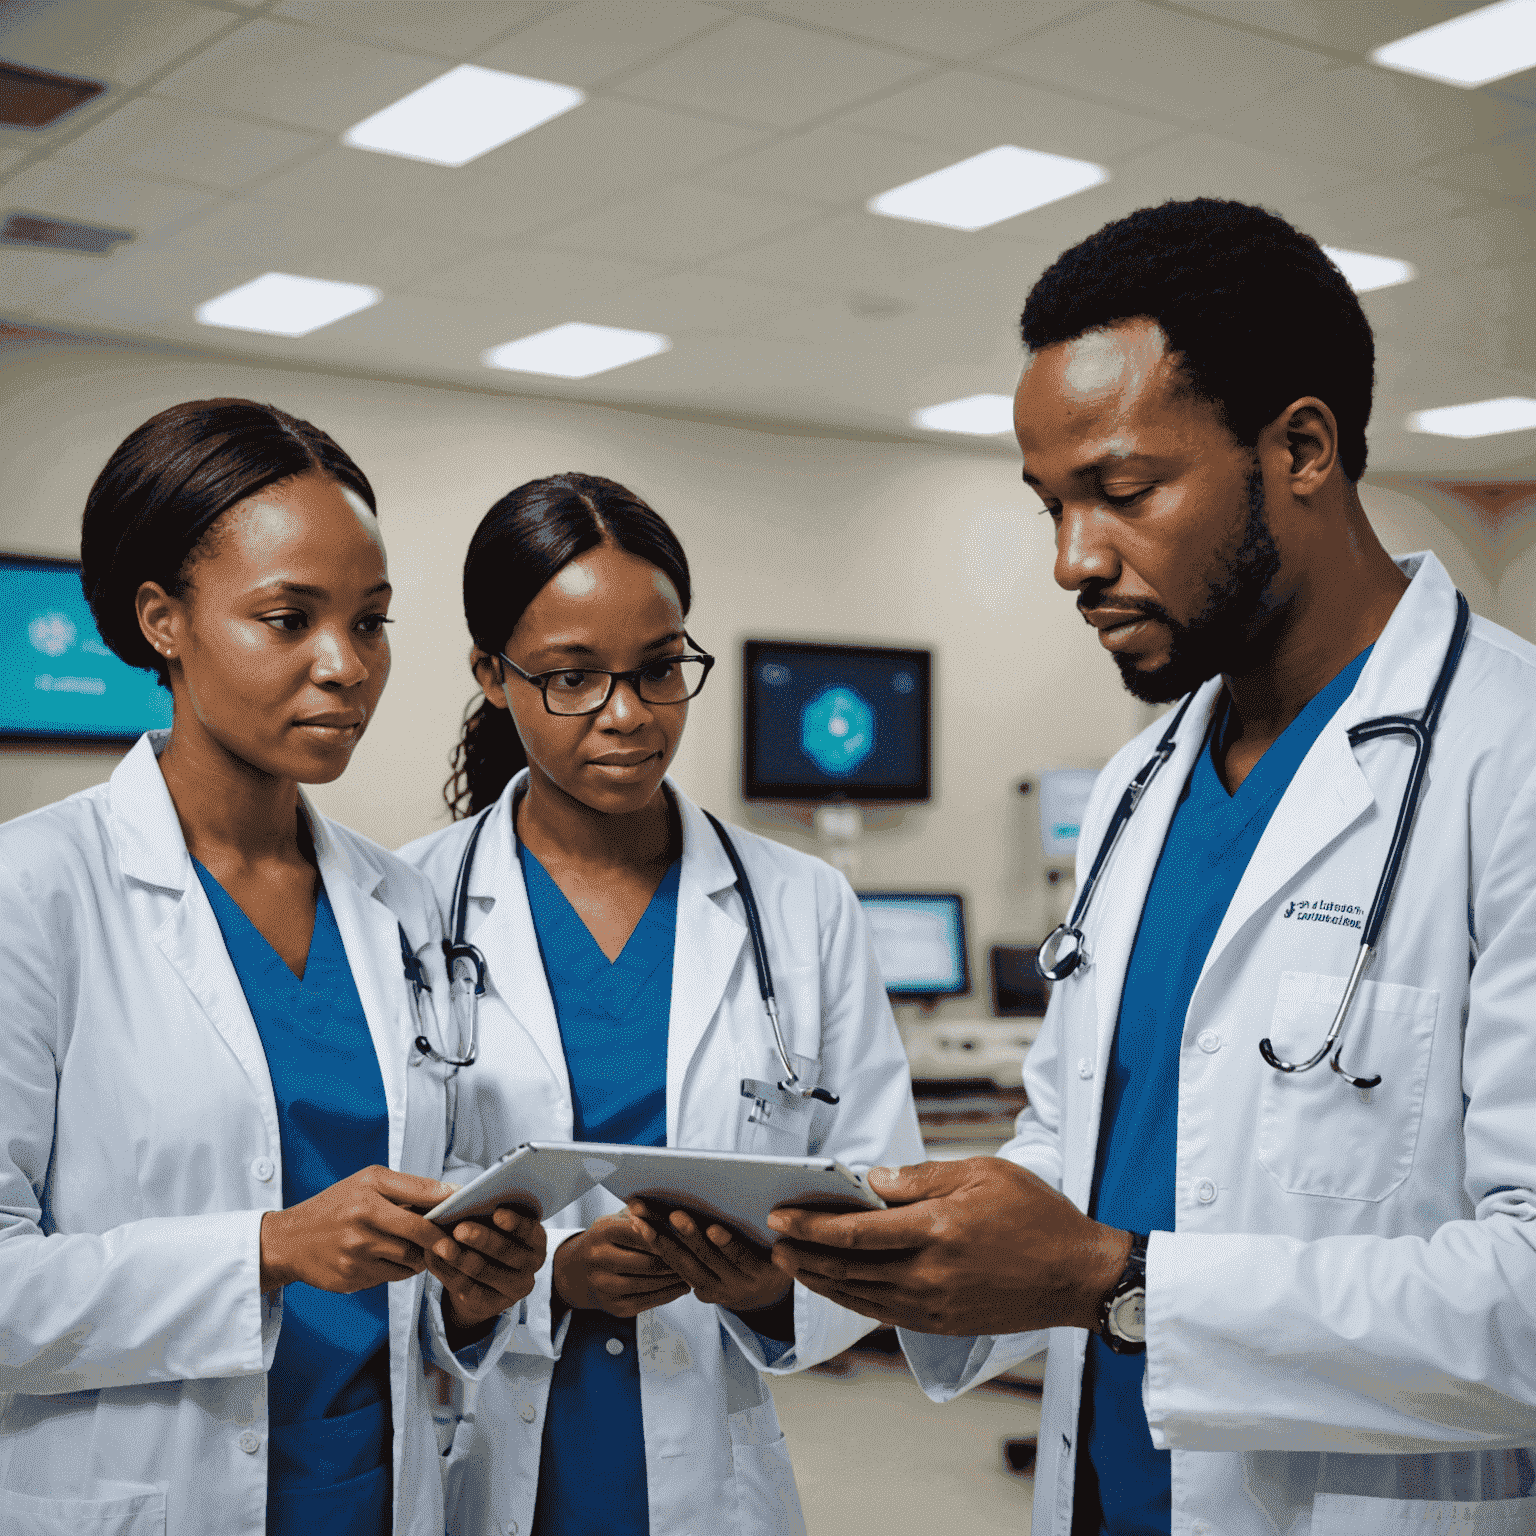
[
  {"left": 195, "top": 272, "right": 380, "bottom": 336},
  {"left": 483, "top": 322, "right": 671, "bottom": 379},
  {"left": 870, "top": 146, "right": 1108, "bottom": 232},
  {"left": 913, "top": 394, "right": 1015, "bottom": 435},
  {"left": 343, "top": 64, "right": 584, "bottom": 167},
  {"left": 1408, "top": 397, "right": 1536, "bottom": 438},
  {"left": 1370, "top": 0, "right": 1536, "bottom": 87},
  {"left": 1320, "top": 245, "right": 1415, "bottom": 294}
]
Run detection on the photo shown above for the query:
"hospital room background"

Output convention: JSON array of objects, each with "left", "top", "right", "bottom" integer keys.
[{"left": 2, "top": 0, "right": 1534, "bottom": 1529}]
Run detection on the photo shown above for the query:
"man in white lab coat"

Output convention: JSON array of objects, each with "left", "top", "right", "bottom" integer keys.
[{"left": 769, "top": 198, "right": 1536, "bottom": 1534}]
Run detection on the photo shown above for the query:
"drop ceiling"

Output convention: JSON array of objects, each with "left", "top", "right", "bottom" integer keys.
[{"left": 1, "top": 0, "right": 1533, "bottom": 478}]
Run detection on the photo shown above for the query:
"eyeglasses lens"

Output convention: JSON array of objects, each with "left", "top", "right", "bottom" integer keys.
[{"left": 544, "top": 658, "right": 707, "bottom": 715}]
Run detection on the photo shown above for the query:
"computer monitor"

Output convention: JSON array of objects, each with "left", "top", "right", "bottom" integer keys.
[
  {"left": 0, "top": 553, "right": 173, "bottom": 744},
  {"left": 856, "top": 891, "right": 969, "bottom": 1002},
  {"left": 743, "top": 639, "right": 931, "bottom": 802}
]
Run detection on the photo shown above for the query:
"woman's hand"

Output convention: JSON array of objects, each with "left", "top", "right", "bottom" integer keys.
[
  {"left": 627, "top": 1201, "right": 793, "bottom": 1315},
  {"left": 552, "top": 1213, "right": 690, "bottom": 1318},
  {"left": 259, "top": 1166, "right": 458, "bottom": 1293},
  {"left": 428, "top": 1207, "right": 548, "bottom": 1332}
]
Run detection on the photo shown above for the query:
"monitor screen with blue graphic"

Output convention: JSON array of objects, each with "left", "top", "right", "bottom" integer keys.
[
  {"left": 743, "top": 639, "right": 930, "bottom": 801},
  {"left": 1, "top": 554, "right": 174, "bottom": 743},
  {"left": 856, "top": 891, "right": 969, "bottom": 1001}
]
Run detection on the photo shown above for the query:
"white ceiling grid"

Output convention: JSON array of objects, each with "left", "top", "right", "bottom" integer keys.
[{"left": 0, "top": 0, "right": 1531, "bottom": 477}]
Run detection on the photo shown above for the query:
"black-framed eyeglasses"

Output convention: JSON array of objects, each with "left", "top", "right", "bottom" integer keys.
[{"left": 498, "top": 634, "right": 715, "bottom": 716}]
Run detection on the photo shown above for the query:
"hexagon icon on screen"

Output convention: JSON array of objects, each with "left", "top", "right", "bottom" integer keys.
[{"left": 801, "top": 687, "right": 874, "bottom": 776}]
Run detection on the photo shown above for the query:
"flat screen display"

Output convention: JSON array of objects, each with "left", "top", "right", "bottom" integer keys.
[
  {"left": 0, "top": 554, "right": 173, "bottom": 743},
  {"left": 856, "top": 891, "right": 969, "bottom": 1001},
  {"left": 743, "top": 639, "right": 930, "bottom": 802}
]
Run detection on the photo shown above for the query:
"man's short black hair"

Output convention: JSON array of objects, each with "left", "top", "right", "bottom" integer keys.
[{"left": 1020, "top": 197, "right": 1375, "bottom": 481}]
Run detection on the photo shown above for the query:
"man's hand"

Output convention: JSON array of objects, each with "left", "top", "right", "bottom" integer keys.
[
  {"left": 766, "top": 1157, "right": 1131, "bottom": 1337},
  {"left": 552, "top": 1214, "right": 690, "bottom": 1318},
  {"left": 427, "top": 1206, "right": 548, "bottom": 1332},
  {"left": 626, "top": 1200, "right": 793, "bottom": 1315}
]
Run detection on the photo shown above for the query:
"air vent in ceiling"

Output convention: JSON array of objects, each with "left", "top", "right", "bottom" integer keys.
[
  {"left": 0, "top": 60, "right": 106, "bottom": 128},
  {"left": 1, "top": 212, "right": 132, "bottom": 255}
]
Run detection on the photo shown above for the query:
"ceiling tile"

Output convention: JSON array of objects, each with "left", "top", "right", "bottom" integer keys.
[
  {"left": 837, "top": 70, "right": 1181, "bottom": 164},
  {"left": 0, "top": 150, "right": 26, "bottom": 176},
  {"left": 706, "top": 208, "right": 980, "bottom": 292},
  {"left": 696, "top": 124, "right": 960, "bottom": 206},
  {"left": 538, "top": 182, "right": 823, "bottom": 265},
  {"left": 1419, "top": 125, "right": 1536, "bottom": 199},
  {"left": 1168, "top": 1, "right": 1496, "bottom": 57},
  {"left": 0, "top": 158, "right": 215, "bottom": 236},
  {"left": 1209, "top": 65, "right": 1536, "bottom": 173},
  {"left": 0, "top": 245, "right": 102, "bottom": 312},
  {"left": 736, "top": 0, "right": 1101, "bottom": 60},
  {"left": 0, "top": 0, "right": 236, "bottom": 89},
  {"left": 476, "top": 0, "right": 725, "bottom": 87},
  {"left": 60, "top": 97, "right": 321, "bottom": 191},
  {"left": 41, "top": 245, "right": 265, "bottom": 328},
  {"left": 991, "top": 1, "right": 1339, "bottom": 122},
  {"left": 886, "top": 233, "right": 1065, "bottom": 313},
  {"left": 152, "top": 17, "right": 441, "bottom": 133},
  {"left": 405, "top": 246, "right": 663, "bottom": 303},
  {"left": 612, "top": 16, "right": 931, "bottom": 129},
  {"left": 1285, "top": 172, "right": 1475, "bottom": 241},
  {"left": 1363, "top": 263, "right": 1536, "bottom": 376},
  {"left": 1385, "top": 207, "right": 1536, "bottom": 279},
  {"left": 269, "top": 1, "right": 562, "bottom": 58},
  {"left": 600, "top": 271, "right": 801, "bottom": 336},
  {"left": 1105, "top": 131, "right": 1365, "bottom": 212},
  {"left": 154, "top": 197, "right": 332, "bottom": 263},
  {"left": 763, "top": 293, "right": 1004, "bottom": 367}
]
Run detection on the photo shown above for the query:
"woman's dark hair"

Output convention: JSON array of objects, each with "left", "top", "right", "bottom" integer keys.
[
  {"left": 1021, "top": 197, "right": 1376, "bottom": 481},
  {"left": 80, "top": 397, "right": 376, "bottom": 685},
  {"left": 446, "top": 472, "right": 692, "bottom": 819}
]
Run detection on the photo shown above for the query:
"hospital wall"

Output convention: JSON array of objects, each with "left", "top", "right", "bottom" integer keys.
[{"left": 0, "top": 338, "right": 1505, "bottom": 997}]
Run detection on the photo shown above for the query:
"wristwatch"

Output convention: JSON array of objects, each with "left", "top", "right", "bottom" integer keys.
[{"left": 1096, "top": 1231, "right": 1148, "bottom": 1354}]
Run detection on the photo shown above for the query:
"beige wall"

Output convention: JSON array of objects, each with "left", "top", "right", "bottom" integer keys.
[{"left": 0, "top": 340, "right": 1502, "bottom": 1012}]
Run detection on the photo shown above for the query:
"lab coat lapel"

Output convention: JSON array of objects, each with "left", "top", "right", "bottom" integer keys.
[
  {"left": 109, "top": 735, "right": 280, "bottom": 1141},
  {"left": 666, "top": 789, "right": 747, "bottom": 1145},
  {"left": 1089, "top": 681, "right": 1222, "bottom": 1068},
  {"left": 1194, "top": 552, "right": 1458, "bottom": 987},
  {"left": 470, "top": 782, "right": 573, "bottom": 1102},
  {"left": 308, "top": 804, "right": 410, "bottom": 1171}
]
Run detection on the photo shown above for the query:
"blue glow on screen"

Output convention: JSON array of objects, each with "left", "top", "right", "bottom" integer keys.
[{"left": 1, "top": 559, "right": 174, "bottom": 741}]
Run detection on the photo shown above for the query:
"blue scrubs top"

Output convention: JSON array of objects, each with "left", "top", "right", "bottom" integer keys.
[
  {"left": 1079, "top": 648, "right": 1372, "bottom": 1536},
  {"left": 193, "top": 862, "right": 392, "bottom": 1536},
  {"left": 520, "top": 843, "right": 679, "bottom": 1536}
]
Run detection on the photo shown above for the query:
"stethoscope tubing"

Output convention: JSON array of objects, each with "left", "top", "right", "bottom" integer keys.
[{"left": 1038, "top": 592, "right": 1472, "bottom": 1090}]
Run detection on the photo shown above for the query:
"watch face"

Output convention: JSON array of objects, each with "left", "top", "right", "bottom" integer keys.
[{"left": 1109, "top": 1289, "right": 1146, "bottom": 1344}]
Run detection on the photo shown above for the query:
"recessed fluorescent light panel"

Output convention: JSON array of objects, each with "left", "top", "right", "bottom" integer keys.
[
  {"left": 1408, "top": 397, "right": 1536, "bottom": 438},
  {"left": 1320, "top": 245, "right": 1415, "bottom": 294},
  {"left": 343, "top": 64, "right": 584, "bottom": 167},
  {"left": 870, "top": 145, "right": 1108, "bottom": 232},
  {"left": 1370, "top": 0, "right": 1536, "bottom": 88},
  {"left": 913, "top": 394, "right": 1015, "bottom": 435},
  {"left": 483, "top": 322, "right": 671, "bottom": 379},
  {"left": 195, "top": 272, "right": 380, "bottom": 337}
]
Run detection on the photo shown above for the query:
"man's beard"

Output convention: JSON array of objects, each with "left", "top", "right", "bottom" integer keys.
[{"left": 1105, "top": 465, "right": 1282, "bottom": 705}]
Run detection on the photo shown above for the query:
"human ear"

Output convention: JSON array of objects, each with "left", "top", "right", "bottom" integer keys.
[
  {"left": 470, "top": 646, "right": 510, "bottom": 711},
  {"left": 135, "top": 581, "right": 183, "bottom": 666},
  {"left": 1269, "top": 397, "right": 1338, "bottom": 498}
]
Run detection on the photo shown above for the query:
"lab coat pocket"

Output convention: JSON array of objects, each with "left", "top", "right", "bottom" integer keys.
[
  {"left": 1311, "top": 1492, "right": 1536, "bottom": 1533},
  {"left": 727, "top": 1399, "right": 805, "bottom": 1536},
  {"left": 0, "top": 1482, "right": 167, "bottom": 1535},
  {"left": 1257, "top": 972, "right": 1438, "bottom": 1202}
]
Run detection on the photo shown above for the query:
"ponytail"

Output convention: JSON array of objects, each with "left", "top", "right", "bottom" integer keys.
[
  {"left": 445, "top": 696, "right": 527, "bottom": 819},
  {"left": 442, "top": 471, "right": 691, "bottom": 820}
]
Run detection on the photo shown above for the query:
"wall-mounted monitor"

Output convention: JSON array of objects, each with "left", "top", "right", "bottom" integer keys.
[
  {"left": 743, "top": 639, "right": 930, "bottom": 802},
  {"left": 0, "top": 553, "right": 173, "bottom": 744},
  {"left": 1038, "top": 767, "right": 1099, "bottom": 860},
  {"left": 856, "top": 891, "right": 969, "bottom": 1002}
]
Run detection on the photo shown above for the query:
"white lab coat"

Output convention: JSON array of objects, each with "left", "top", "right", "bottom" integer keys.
[
  {"left": 400, "top": 772, "right": 924, "bottom": 1536},
  {"left": 0, "top": 733, "right": 504, "bottom": 1536},
  {"left": 901, "top": 552, "right": 1536, "bottom": 1534}
]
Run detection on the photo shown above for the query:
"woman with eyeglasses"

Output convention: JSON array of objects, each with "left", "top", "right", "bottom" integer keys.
[{"left": 399, "top": 473, "right": 922, "bottom": 1536}]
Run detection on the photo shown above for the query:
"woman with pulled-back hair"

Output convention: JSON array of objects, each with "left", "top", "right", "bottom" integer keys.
[
  {"left": 400, "top": 473, "right": 922, "bottom": 1536},
  {"left": 0, "top": 399, "right": 544, "bottom": 1536}
]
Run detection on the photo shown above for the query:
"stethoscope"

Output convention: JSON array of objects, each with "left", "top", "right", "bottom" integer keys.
[
  {"left": 1036, "top": 592, "right": 1471, "bottom": 1090},
  {"left": 405, "top": 790, "right": 840, "bottom": 1108}
]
